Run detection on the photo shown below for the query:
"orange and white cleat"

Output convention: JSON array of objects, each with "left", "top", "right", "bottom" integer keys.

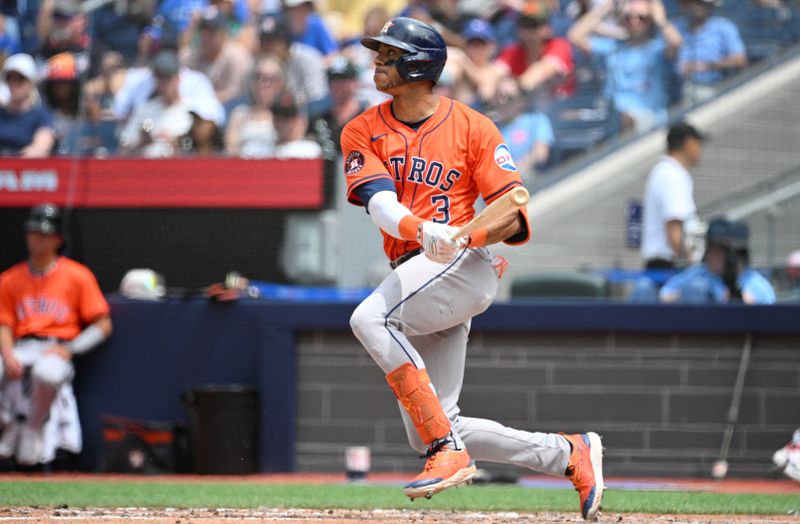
[
  {"left": 404, "top": 441, "right": 476, "bottom": 500},
  {"left": 562, "top": 432, "right": 605, "bottom": 521}
]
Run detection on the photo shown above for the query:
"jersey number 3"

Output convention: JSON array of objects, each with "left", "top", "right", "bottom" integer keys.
[{"left": 431, "top": 195, "right": 450, "bottom": 224}]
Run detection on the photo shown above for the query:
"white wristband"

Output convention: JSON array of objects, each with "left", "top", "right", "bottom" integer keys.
[{"left": 68, "top": 324, "right": 107, "bottom": 355}]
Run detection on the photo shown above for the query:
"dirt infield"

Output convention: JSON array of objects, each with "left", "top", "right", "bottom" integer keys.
[
  {"left": 1, "top": 474, "right": 798, "bottom": 523},
  {"left": 2, "top": 506, "right": 799, "bottom": 523}
]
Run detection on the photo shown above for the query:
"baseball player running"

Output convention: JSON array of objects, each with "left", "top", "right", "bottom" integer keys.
[
  {"left": 341, "top": 17, "right": 604, "bottom": 520},
  {"left": 0, "top": 203, "right": 112, "bottom": 466}
]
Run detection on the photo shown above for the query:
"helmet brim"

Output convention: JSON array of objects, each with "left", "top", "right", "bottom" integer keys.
[
  {"left": 25, "top": 219, "right": 60, "bottom": 235},
  {"left": 361, "top": 34, "right": 415, "bottom": 54}
]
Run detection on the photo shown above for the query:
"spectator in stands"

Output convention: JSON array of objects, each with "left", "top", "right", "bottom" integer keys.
[
  {"left": 185, "top": 108, "right": 224, "bottom": 156},
  {"left": 36, "top": 0, "right": 89, "bottom": 58},
  {"left": 339, "top": 5, "right": 390, "bottom": 108},
  {"left": 85, "top": 51, "right": 126, "bottom": 123},
  {"left": 312, "top": 56, "right": 367, "bottom": 157},
  {"left": 641, "top": 122, "right": 703, "bottom": 270},
  {"left": 674, "top": 0, "right": 747, "bottom": 105},
  {"left": 272, "top": 93, "right": 321, "bottom": 159},
  {"left": 0, "top": 54, "right": 55, "bottom": 157},
  {"left": 224, "top": 55, "right": 284, "bottom": 158},
  {"left": 90, "top": 0, "right": 155, "bottom": 67},
  {"left": 283, "top": 0, "right": 338, "bottom": 58},
  {"left": 118, "top": 50, "right": 195, "bottom": 157},
  {"left": 257, "top": 13, "right": 329, "bottom": 118},
  {"left": 495, "top": 6, "right": 575, "bottom": 100},
  {"left": 569, "top": 0, "right": 682, "bottom": 133},
  {"left": 112, "top": 49, "right": 225, "bottom": 131},
  {"left": 564, "top": 0, "right": 628, "bottom": 40},
  {"left": 659, "top": 217, "right": 776, "bottom": 304},
  {"left": 447, "top": 18, "right": 504, "bottom": 110},
  {"left": 81, "top": 51, "right": 126, "bottom": 155},
  {"left": 183, "top": 6, "right": 254, "bottom": 105},
  {"left": 134, "top": 16, "right": 178, "bottom": 68},
  {"left": 42, "top": 52, "right": 81, "bottom": 154},
  {"left": 494, "top": 95, "right": 554, "bottom": 183},
  {"left": 0, "top": 203, "right": 112, "bottom": 468}
]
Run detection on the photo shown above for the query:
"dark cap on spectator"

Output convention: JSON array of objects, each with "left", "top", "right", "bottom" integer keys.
[
  {"left": 518, "top": 13, "right": 548, "bottom": 28},
  {"left": 259, "top": 14, "right": 291, "bottom": 41},
  {"left": 463, "top": 18, "right": 496, "bottom": 42},
  {"left": 667, "top": 121, "right": 706, "bottom": 150},
  {"left": 518, "top": 0, "right": 549, "bottom": 27},
  {"left": 152, "top": 50, "right": 180, "bottom": 77},
  {"left": 706, "top": 217, "right": 749, "bottom": 249},
  {"left": 199, "top": 6, "right": 228, "bottom": 31},
  {"left": 272, "top": 93, "right": 303, "bottom": 117},
  {"left": 327, "top": 56, "right": 358, "bottom": 80}
]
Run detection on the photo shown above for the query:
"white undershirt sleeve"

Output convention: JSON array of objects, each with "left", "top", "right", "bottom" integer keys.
[{"left": 367, "top": 190, "right": 414, "bottom": 239}]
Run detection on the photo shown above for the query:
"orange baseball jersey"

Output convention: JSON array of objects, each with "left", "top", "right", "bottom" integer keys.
[
  {"left": 341, "top": 96, "right": 531, "bottom": 262},
  {"left": 0, "top": 257, "right": 109, "bottom": 341}
]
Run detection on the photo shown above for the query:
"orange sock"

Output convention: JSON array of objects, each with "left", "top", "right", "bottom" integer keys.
[{"left": 386, "top": 363, "right": 451, "bottom": 444}]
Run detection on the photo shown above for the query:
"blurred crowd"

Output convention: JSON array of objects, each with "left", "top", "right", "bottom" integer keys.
[{"left": 0, "top": 0, "right": 798, "bottom": 179}]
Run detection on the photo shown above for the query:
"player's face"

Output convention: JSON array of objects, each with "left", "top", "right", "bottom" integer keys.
[
  {"left": 373, "top": 43, "right": 407, "bottom": 93},
  {"left": 705, "top": 245, "right": 726, "bottom": 275},
  {"left": 683, "top": 137, "right": 704, "bottom": 167},
  {"left": 26, "top": 231, "right": 61, "bottom": 257}
]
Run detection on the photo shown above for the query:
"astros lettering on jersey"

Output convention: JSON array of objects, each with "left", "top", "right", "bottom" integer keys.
[
  {"left": 341, "top": 96, "right": 531, "bottom": 261},
  {"left": 0, "top": 257, "right": 110, "bottom": 341}
]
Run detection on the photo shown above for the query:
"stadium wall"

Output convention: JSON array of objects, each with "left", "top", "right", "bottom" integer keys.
[{"left": 72, "top": 298, "right": 800, "bottom": 478}]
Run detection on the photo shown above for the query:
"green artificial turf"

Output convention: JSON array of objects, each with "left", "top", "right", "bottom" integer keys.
[{"left": 0, "top": 481, "right": 796, "bottom": 515}]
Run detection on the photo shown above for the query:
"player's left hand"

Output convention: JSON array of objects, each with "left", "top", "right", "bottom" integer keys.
[
  {"left": 44, "top": 344, "right": 73, "bottom": 362},
  {"left": 420, "top": 222, "right": 460, "bottom": 263}
]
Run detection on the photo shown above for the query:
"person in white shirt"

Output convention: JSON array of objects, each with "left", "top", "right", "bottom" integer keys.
[
  {"left": 641, "top": 122, "right": 705, "bottom": 268},
  {"left": 271, "top": 93, "right": 321, "bottom": 159},
  {"left": 119, "top": 51, "right": 194, "bottom": 157},
  {"left": 257, "top": 14, "right": 329, "bottom": 119},
  {"left": 112, "top": 50, "right": 225, "bottom": 129}
]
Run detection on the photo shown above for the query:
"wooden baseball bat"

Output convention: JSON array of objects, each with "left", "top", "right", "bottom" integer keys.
[{"left": 453, "top": 186, "right": 529, "bottom": 241}]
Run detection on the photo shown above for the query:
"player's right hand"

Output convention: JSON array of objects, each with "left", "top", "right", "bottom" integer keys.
[
  {"left": 1, "top": 353, "right": 23, "bottom": 380},
  {"left": 420, "top": 222, "right": 460, "bottom": 263}
]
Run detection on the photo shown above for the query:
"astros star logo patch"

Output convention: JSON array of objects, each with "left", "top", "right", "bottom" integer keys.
[{"left": 346, "top": 151, "right": 365, "bottom": 175}]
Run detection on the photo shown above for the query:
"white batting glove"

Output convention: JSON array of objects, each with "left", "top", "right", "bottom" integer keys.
[{"left": 419, "top": 222, "right": 460, "bottom": 263}]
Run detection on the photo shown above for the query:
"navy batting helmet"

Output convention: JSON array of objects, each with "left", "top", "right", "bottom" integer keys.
[
  {"left": 361, "top": 17, "right": 447, "bottom": 84},
  {"left": 26, "top": 203, "right": 62, "bottom": 236}
]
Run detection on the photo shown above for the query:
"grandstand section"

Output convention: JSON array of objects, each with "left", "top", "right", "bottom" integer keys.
[{"left": 494, "top": 44, "right": 800, "bottom": 299}]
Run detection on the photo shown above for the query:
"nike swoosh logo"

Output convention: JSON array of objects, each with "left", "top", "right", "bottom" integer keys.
[{"left": 371, "top": 134, "right": 386, "bottom": 142}]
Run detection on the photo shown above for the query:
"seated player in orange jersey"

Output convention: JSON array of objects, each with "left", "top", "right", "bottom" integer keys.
[{"left": 0, "top": 203, "right": 112, "bottom": 466}]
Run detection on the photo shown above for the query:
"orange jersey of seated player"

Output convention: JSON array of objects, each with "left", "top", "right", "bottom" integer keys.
[
  {"left": 0, "top": 257, "right": 109, "bottom": 341},
  {"left": 341, "top": 96, "right": 531, "bottom": 262}
]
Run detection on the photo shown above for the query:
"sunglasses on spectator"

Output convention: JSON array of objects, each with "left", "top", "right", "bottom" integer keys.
[
  {"left": 257, "top": 73, "right": 282, "bottom": 83},
  {"left": 625, "top": 13, "right": 651, "bottom": 21},
  {"left": 5, "top": 72, "right": 29, "bottom": 84}
]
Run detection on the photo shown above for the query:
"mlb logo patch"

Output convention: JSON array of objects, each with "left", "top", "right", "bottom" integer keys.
[
  {"left": 494, "top": 144, "right": 517, "bottom": 172},
  {"left": 346, "top": 151, "right": 365, "bottom": 175}
]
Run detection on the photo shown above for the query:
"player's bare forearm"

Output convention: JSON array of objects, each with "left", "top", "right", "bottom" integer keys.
[
  {"left": 0, "top": 325, "right": 13, "bottom": 357},
  {"left": 484, "top": 211, "right": 524, "bottom": 246}
]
